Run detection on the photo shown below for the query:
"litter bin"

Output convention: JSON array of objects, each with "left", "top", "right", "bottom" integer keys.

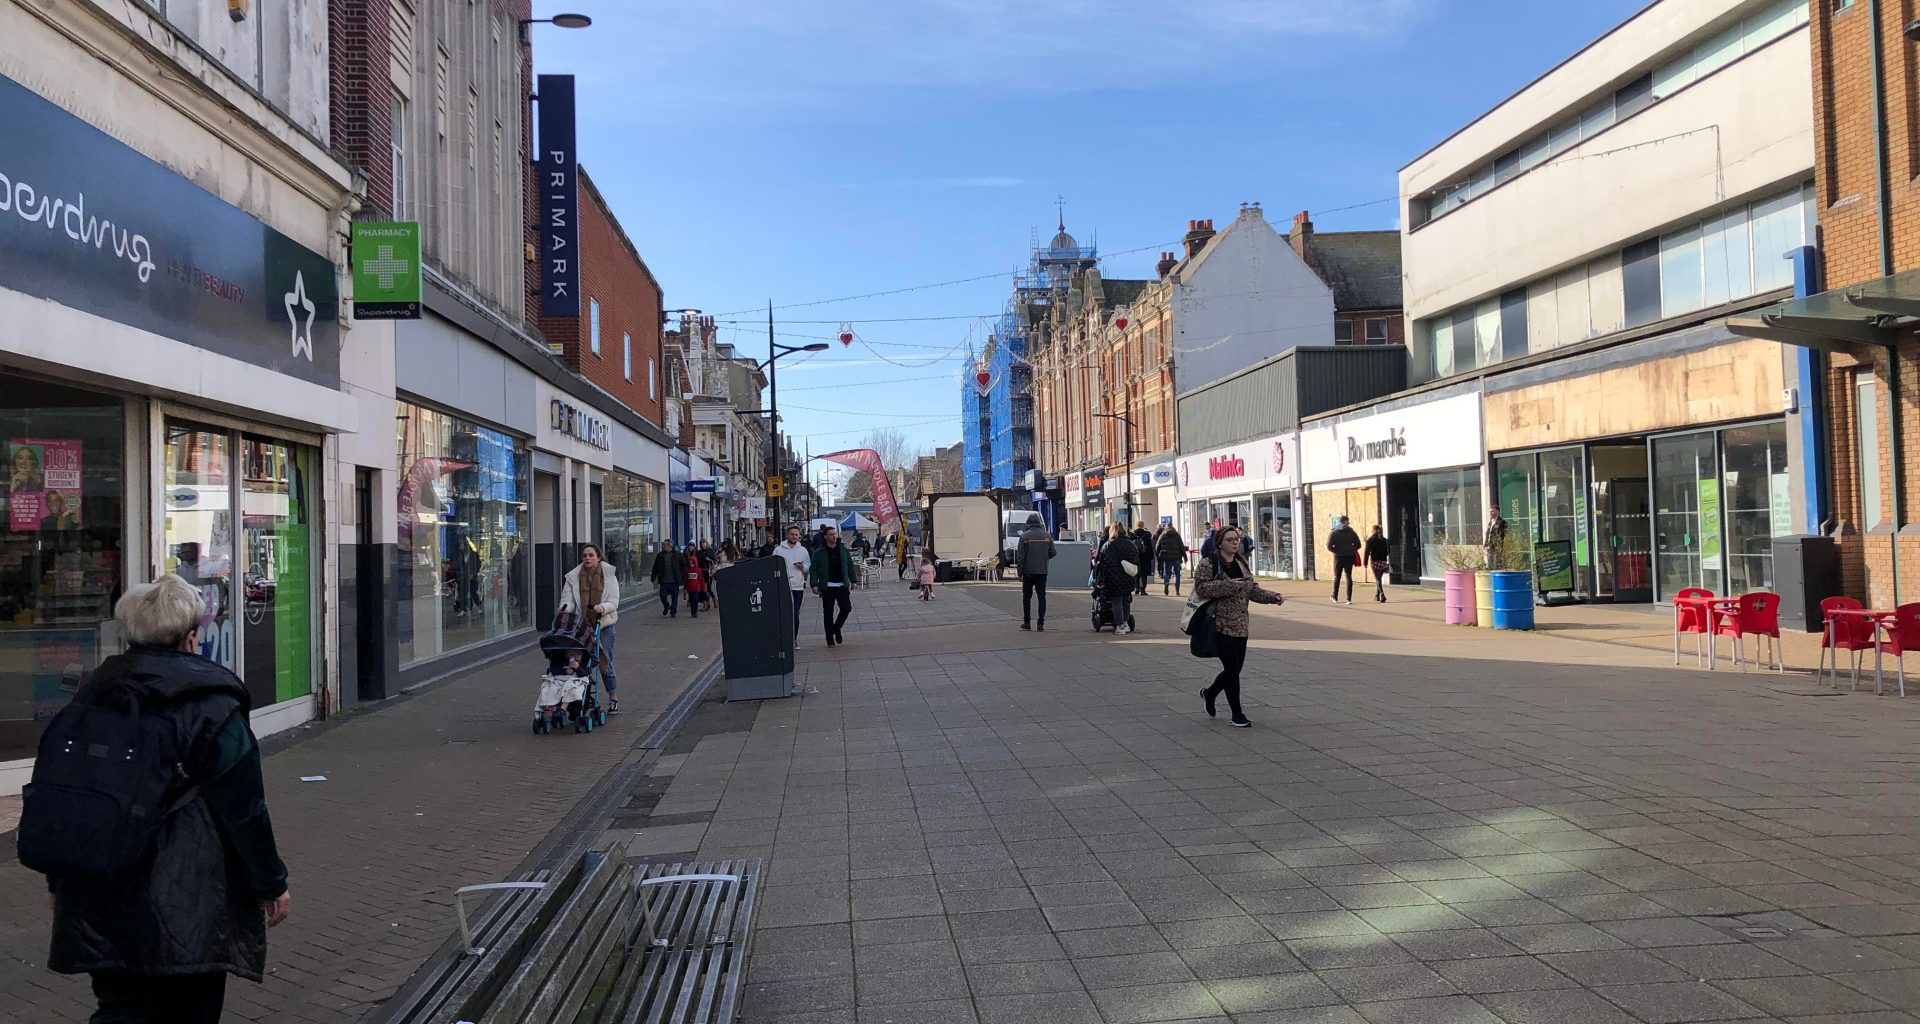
[{"left": 715, "top": 556, "right": 794, "bottom": 701}]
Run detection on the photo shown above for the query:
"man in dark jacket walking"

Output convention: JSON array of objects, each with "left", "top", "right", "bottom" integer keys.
[
  {"left": 1326, "top": 516, "right": 1363, "bottom": 604},
  {"left": 809, "top": 526, "right": 860, "bottom": 647},
  {"left": 1155, "top": 526, "right": 1189, "bottom": 595},
  {"left": 650, "top": 539, "right": 686, "bottom": 617},
  {"left": 1015, "top": 513, "right": 1055, "bottom": 631},
  {"left": 38, "top": 574, "right": 289, "bottom": 1023}
]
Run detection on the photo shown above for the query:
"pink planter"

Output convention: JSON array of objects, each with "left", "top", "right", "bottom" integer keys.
[{"left": 1444, "top": 569, "right": 1477, "bottom": 626}]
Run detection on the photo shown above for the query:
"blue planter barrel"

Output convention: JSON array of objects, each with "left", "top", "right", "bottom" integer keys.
[{"left": 1489, "top": 570, "right": 1535, "bottom": 630}]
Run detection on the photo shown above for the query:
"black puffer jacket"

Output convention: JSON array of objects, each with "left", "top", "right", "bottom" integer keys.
[
  {"left": 1096, "top": 535, "right": 1140, "bottom": 590},
  {"left": 48, "top": 648, "right": 282, "bottom": 981}
]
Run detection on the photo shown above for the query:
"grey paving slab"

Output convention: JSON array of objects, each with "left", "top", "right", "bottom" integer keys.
[{"left": 639, "top": 582, "right": 1920, "bottom": 1024}]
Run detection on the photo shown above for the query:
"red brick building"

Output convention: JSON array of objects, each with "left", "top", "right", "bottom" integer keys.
[
  {"left": 534, "top": 168, "right": 666, "bottom": 427},
  {"left": 1802, "top": 1, "right": 1920, "bottom": 606}
]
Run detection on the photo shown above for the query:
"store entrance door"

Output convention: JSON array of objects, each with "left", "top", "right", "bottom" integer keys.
[
  {"left": 533, "top": 471, "right": 560, "bottom": 629},
  {"left": 1591, "top": 444, "right": 1652, "bottom": 603}
]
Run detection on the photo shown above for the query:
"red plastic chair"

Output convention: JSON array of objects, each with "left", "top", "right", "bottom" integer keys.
[
  {"left": 1872, "top": 602, "right": 1920, "bottom": 697},
  {"left": 1820, "top": 596, "right": 1876, "bottom": 690},
  {"left": 1713, "top": 592, "right": 1782, "bottom": 673},
  {"left": 1673, "top": 587, "right": 1714, "bottom": 666}
]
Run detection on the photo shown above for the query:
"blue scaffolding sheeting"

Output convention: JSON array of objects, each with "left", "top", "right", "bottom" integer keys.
[
  {"left": 988, "top": 328, "right": 1032, "bottom": 490},
  {"left": 960, "top": 370, "right": 988, "bottom": 490}
]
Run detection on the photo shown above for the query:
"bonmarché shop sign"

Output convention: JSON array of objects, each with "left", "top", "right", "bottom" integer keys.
[{"left": 0, "top": 75, "right": 340, "bottom": 387}]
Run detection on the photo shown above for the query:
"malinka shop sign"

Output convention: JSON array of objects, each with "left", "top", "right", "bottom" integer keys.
[
  {"left": 0, "top": 73, "right": 340, "bottom": 387},
  {"left": 350, "top": 221, "right": 421, "bottom": 320}
]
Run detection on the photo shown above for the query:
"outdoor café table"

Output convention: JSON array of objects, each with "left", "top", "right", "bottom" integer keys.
[
  {"left": 1824, "top": 608, "right": 1898, "bottom": 693},
  {"left": 1674, "top": 594, "right": 1740, "bottom": 669}
]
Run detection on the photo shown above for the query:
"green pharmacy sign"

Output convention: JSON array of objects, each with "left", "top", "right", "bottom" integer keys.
[{"left": 351, "top": 221, "right": 422, "bottom": 320}]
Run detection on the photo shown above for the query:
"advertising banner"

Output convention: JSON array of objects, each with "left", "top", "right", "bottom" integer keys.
[
  {"left": 8, "top": 438, "right": 82, "bottom": 531},
  {"left": 817, "top": 448, "right": 900, "bottom": 536},
  {"left": 1534, "top": 539, "right": 1576, "bottom": 593},
  {"left": 1698, "top": 479, "right": 1722, "bottom": 572}
]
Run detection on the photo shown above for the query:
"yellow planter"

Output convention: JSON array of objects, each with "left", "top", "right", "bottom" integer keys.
[{"left": 1475, "top": 571, "right": 1495, "bottom": 629}]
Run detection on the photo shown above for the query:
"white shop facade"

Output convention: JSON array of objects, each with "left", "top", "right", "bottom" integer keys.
[{"left": 1175, "top": 434, "right": 1299, "bottom": 577}]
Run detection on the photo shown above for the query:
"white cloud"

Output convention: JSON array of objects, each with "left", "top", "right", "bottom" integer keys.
[
  {"left": 540, "top": 0, "right": 1437, "bottom": 117},
  {"left": 936, "top": 176, "right": 1026, "bottom": 188}
]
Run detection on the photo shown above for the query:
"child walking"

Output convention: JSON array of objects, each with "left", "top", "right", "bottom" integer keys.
[{"left": 917, "top": 549, "right": 936, "bottom": 601}]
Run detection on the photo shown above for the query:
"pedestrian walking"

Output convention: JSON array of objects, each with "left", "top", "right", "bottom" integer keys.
[
  {"left": 1096, "top": 522, "right": 1140, "bottom": 635},
  {"left": 1131, "top": 524, "right": 1155, "bottom": 595},
  {"left": 811, "top": 525, "right": 858, "bottom": 646},
  {"left": 1155, "top": 525, "right": 1189, "bottom": 595},
  {"left": 23, "top": 574, "right": 290, "bottom": 1022},
  {"left": 682, "top": 553, "right": 708, "bottom": 619},
  {"left": 1326, "top": 516, "right": 1362, "bottom": 605},
  {"left": 1199, "top": 521, "right": 1219, "bottom": 562},
  {"left": 1015, "top": 512, "right": 1055, "bottom": 631},
  {"left": 917, "top": 547, "right": 937, "bottom": 600},
  {"left": 649, "top": 539, "right": 685, "bottom": 617},
  {"left": 773, "top": 525, "right": 810, "bottom": 641},
  {"left": 559, "top": 543, "right": 621, "bottom": 712},
  {"left": 1193, "top": 525, "right": 1285, "bottom": 727},
  {"left": 1365, "top": 525, "right": 1393, "bottom": 603}
]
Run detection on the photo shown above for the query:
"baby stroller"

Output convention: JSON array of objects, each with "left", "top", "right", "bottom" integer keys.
[
  {"left": 535, "top": 610, "right": 606, "bottom": 735},
  {"left": 1089, "top": 578, "right": 1136, "bottom": 633}
]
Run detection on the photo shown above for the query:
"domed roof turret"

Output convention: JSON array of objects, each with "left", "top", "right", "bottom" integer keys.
[{"left": 1049, "top": 212, "right": 1077, "bottom": 250}]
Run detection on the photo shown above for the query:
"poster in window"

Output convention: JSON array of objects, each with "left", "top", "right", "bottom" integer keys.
[{"left": 9, "top": 439, "right": 83, "bottom": 531}]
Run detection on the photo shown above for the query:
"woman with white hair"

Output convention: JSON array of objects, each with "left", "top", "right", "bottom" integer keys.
[{"left": 26, "top": 573, "right": 289, "bottom": 1022}]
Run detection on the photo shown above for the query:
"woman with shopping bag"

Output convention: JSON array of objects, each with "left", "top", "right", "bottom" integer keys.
[{"left": 1188, "top": 525, "right": 1284, "bottom": 727}]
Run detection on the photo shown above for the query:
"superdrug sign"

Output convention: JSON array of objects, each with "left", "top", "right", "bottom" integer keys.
[
  {"left": 1347, "top": 427, "right": 1408, "bottom": 464},
  {"left": 1207, "top": 455, "right": 1245, "bottom": 480}
]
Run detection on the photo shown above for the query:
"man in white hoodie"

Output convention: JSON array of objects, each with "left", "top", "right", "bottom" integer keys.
[{"left": 773, "top": 525, "right": 810, "bottom": 642}]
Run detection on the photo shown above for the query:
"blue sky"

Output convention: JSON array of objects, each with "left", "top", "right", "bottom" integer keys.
[{"left": 531, "top": 0, "right": 1647, "bottom": 484}]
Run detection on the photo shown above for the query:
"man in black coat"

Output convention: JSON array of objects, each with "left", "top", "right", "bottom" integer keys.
[
  {"left": 1326, "top": 516, "right": 1363, "bottom": 605},
  {"left": 650, "top": 539, "right": 687, "bottom": 617},
  {"left": 1130, "top": 525, "right": 1155, "bottom": 595},
  {"left": 38, "top": 574, "right": 288, "bottom": 1023}
]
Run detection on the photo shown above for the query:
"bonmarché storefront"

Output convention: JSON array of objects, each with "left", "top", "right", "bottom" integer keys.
[{"left": 0, "top": 73, "right": 356, "bottom": 791}]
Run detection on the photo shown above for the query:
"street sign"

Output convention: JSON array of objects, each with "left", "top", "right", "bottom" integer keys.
[
  {"left": 686, "top": 479, "right": 716, "bottom": 493},
  {"left": 350, "top": 221, "right": 421, "bottom": 319},
  {"left": 766, "top": 477, "right": 785, "bottom": 498}
]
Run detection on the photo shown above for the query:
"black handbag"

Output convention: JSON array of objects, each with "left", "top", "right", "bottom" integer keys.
[{"left": 1188, "top": 604, "right": 1220, "bottom": 659}]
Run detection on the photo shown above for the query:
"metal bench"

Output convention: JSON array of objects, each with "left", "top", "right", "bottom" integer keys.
[{"left": 372, "top": 846, "right": 763, "bottom": 1024}]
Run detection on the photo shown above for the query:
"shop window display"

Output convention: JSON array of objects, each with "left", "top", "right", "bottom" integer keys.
[
  {"left": 1, "top": 377, "right": 125, "bottom": 762},
  {"left": 1416, "top": 468, "right": 1483, "bottom": 579},
  {"left": 395, "top": 402, "right": 531, "bottom": 664},
  {"left": 602, "top": 472, "right": 660, "bottom": 589}
]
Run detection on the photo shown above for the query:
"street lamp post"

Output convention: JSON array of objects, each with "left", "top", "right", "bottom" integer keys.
[{"left": 758, "top": 300, "right": 829, "bottom": 540}]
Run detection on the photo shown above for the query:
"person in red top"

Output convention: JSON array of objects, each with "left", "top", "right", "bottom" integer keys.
[{"left": 683, "top": 554, "right": 708, "bottom": 619}]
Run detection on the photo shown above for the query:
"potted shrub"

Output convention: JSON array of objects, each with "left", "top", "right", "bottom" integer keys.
[
  {"left": 1438, "top": 545, "right": 1484, "bottom": 626},
  {"left": 1485, "top": 534, "right": 1536, "bottom": 630}
]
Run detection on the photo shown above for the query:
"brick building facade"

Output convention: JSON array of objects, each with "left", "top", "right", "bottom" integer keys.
[
  {"left": 534, "top": 168, "right": 666, "bottom": 427},
  {"left": 1809, "top": 0, "right": 1920, "bottom": 607}
]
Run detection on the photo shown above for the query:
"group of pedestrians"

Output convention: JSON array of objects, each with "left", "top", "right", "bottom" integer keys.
[
  {"left": 770, "top": 524, "right": 863, "bottom": 647},
  {"left": 1324, "top": 517, "right": 1393, "bottom": 604},
  {"left": 646, "top": 537, "right": 726, "bottom": 618}
]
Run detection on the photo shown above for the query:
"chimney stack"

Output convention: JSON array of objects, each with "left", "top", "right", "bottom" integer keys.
[
  {"left": 1289, "top": 210, "right": 1317, "bottom": 267},
  {"left": 1182, "top": 218, "right": 1216, "bottom": 260},
  {"left": 1155, "top": 251, "right": 1177, "bottom": 278}
]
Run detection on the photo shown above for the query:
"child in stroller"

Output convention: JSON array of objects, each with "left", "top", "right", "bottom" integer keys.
[
  {"left": 1089, "top": 578, "right": 1137, "bottom": 633},
  {"left": 535, "top": 610, "right": 606, "bottom": 734}
]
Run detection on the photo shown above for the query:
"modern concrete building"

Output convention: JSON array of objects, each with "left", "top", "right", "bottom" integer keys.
[{"left": 1376, "top": 0, "right": 1817, "bottom": 599}]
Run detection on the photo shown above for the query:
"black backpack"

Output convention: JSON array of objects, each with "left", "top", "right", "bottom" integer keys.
[{"left": 17, "top": 691, "right": 194, "bottom": 882}]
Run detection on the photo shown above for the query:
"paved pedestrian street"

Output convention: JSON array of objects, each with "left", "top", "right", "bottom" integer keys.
[{"left": 614, "top": 579, "right": 1920, "bottom": 1024}]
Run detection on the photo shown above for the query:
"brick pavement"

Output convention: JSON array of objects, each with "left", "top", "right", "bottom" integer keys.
[
  {"left": 0, "top": 600, "right": 722, "bottom": 1023},
  {"left": 611, "top": 580, "right": 1920, "bottom": 1024}
]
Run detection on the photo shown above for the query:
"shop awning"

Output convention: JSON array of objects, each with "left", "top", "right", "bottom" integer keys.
[{"left": 1727, "top": 269, "right": 1920, "bottom": 354}]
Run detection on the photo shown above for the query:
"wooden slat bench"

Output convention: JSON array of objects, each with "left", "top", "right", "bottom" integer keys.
[{"left": 371, "top": 845, "right": 763, "bottom": 1024}]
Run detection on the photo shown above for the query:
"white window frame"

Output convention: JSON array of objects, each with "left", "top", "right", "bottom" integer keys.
[
  {"left": 1364, "top": 318, "right": 1390, "bottom": 345},
  {"left": 623, "top": 333, "right": 632, "bottom": 380},
  {"left": 590, "top": 299, "right": 601, "bottom": 356},
  {"left": 648, "top": 358, "right": 656, "bottom": 400},
  {"left": 389, "top": 95, "right": 407, "bottom": 216}
]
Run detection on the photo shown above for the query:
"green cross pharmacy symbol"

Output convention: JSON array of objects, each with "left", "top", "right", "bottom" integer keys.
[{"left": 364, "top": 245, "right": 411, "bottom": 290}]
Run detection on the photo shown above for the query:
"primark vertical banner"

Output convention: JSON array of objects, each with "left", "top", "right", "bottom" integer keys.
[{"left": 537, "top": 74, "right": 579, "bottom": 318}]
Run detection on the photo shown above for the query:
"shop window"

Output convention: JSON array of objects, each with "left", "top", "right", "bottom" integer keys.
[
  {"left": 1622, "top": 238, "right": 1663, "bottom": 327},
  {"left": 1652, "top": 431, "right": 1720, "bottom": 598},
  {"left": 1499, "top": 289, "right": 1529, "bottom": 361},
  {"left": 1659, "top": 225, "right": 1705, "bottom": 319},
  {"left": 1856, "top": 375, "right": 1883, "bottom": 527},
  {"left": 0, "top": 378, "right": 126, "bottom": 762},
  {"left": 1722, "top": 421, "right": 1789, "bottom": 594},
  {"left": 394, "top": 402, "right": 531, "bottom": 665},
  {"left": 1416, "top": 468, "right": 1484, "bottom": 579}
]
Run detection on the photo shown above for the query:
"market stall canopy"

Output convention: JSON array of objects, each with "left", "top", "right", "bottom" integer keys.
[
  {"left": 1728, "top": 269, "right": 1920, "bottom": 355},
  {"left": 840, "top": 511, "right": 879, "bottom": 533}
]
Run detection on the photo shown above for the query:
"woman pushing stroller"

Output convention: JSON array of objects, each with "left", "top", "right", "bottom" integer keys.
[{"left": 558, "top": 544, "right": 621, "bottom": 714}]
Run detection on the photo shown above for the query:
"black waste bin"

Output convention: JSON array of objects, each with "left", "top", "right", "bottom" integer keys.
[
  {"left": 1773, "top": 535, "right": 1839, "bottom": 633},
  {"left": 715, "top": 556, "right": 795, "bottom": 700}
]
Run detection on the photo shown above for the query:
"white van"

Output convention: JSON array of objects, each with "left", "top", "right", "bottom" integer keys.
[{"left": 1001, "top": 510, "right": 1038, "bottom": 571}]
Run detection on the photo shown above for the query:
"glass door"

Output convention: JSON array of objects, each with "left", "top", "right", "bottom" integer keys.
[
  {"left": 1721, "top": 421, "right": 1789, "bottom": 594},
  {"left": 240, "top": 436, "right": 315, "bottom": 709},
  {"left": 1539, "top": 447, "right": 1589, "bottom": 595},
  {"left": 1652, "top": 431, "right": 1720, "bottom": 599},
  {"left": 164, "top": 423, "right": 235, "bottom": 670}
]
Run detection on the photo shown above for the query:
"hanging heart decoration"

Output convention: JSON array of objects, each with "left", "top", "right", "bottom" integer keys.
[{"left": 1114, "top": 317, "right": 1129, "bottom": 331}]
